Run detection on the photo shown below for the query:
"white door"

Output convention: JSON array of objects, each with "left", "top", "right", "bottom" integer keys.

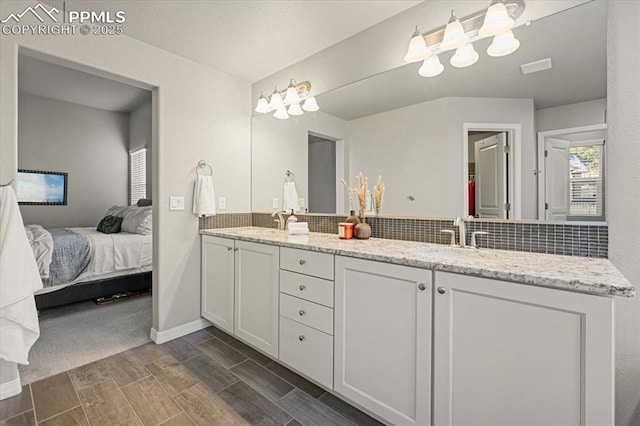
[
  {"left": 234, "top": 240, "right": 279, "bottom": 357},
  {"left": 545, "top": 137, "right": 571, "bottom": 221},
  {"left": 201, "top": 236, "right": 234, "bottom": 333},
  {"left": 433, "top": 271, "right": 614, "bottom": 426},
  {"left": 334, "top": 256, "right": 431, "bottom": 426},
  {"left": 475, "top": 133, "right": 507, "bottom": 218}
]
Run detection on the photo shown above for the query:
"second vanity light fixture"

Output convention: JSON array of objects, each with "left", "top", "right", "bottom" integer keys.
[
  {"left": 254, "top": 79, "right": 319, "bottom": 120},
  {"left": 404, "top": 0, "right": 525, "bottom": 77}
]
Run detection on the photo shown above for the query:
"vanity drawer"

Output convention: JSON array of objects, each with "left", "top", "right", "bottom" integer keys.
[
  {"left": 280, "top": 270, "right": 334, "bottom": 307},
  {"left": 279, "top": 315, "right": 333, "bottom": 389},
  {"left": 280, "top": 247, "right": 334, "bottom": 280},
  {"left": 279, "top": 293, "right": 333, "bottom": 335}
]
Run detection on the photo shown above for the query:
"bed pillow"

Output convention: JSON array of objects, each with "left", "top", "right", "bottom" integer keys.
[
  {"left": 137, "top": 199, "right": 152, "bottom": 207},
  {"left": 121, "top": 206, "right": 152, "bottom": 235},
  {"left": 97, "top": 215, "right": 123, "bottom": 234},
  {"left": 105, "top": 205, "right": 131, "bottom": 218}
]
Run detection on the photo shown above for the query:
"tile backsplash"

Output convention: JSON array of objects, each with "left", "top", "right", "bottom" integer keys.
[{"left": 200, "top": 212, "right": 608, "bottom": 258}]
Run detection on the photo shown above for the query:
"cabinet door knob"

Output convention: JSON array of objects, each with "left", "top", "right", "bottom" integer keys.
[
  {"left": 234, "top": 248, "right": 239, "bottom": 252},
  {"left": 298, "top": 310, "right": 306, "bottom": 316},
  {"left": 299, "top": 285, "right": 306, "bottom": 291},
  {"left": 299, "top": 259, "right": 306, "bottom": 265},
  {"left": 298, "top": 335, "right": 305, "bottom": 341},
  {"left": 227, "top": 247, "right": 233, "bottom": 251},
  {"left": 418, "top": 283, "right": 426, "bottom": 291},
  {"left": 437, "top": 286, "right": 446, "bottom": 294}
]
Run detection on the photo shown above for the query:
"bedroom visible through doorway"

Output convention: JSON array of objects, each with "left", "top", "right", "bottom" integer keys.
[{"left": 17, "top": 51, "right": 155, "bottom": 384}]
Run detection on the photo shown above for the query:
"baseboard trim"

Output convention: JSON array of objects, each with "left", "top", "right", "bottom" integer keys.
[
  {"left": 150, "top": 318, "right": 211, "bottom": 344},
  {"left": 0, "top": 375, "right": 22, "bottom": 400}
]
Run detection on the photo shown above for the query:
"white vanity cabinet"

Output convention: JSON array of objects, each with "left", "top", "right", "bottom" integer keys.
[
  {"left": 201, "top": 236, "right": 280, "bottom": 357},
  {"left": 334, "top": 256, "right": 432, "bottom": 426},
  {"left": 432, "top": 271, "right": 614, "bottom": 426},
  {"left": 234, "top": 240, "right": 280, "bottom": 357},
  {"left": 278, "top": 247, "right": 335, "bottom": 388},
  {"left": 201, "top": 235, "right": 235, "bottom": 333}
]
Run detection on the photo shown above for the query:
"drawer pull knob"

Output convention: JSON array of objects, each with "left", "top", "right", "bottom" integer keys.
[
  {"left": 437, "top": 286, "right": 446, "bottom": 294},
  {"left": 227, "top": 247, "right": 233, "bottom": 251},
  {"left": 298, "top": 335, "right": 305, "bottom": 341},
  {"left": 299, "top": 285, "right": 306, "bottom": 291},
  {"left": 299, "top": 259, "right": 306, "bottom": 265},
  {"left": 298, "top": 310, "right": 306, "bottom": 316},
  {"left": 418, "top": 283, "right": 426, "bottom": 291}
]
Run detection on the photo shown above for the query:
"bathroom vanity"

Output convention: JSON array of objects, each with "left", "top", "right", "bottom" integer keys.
[{"left": 200, "top": 227, "right": 633, "bottom": 426}]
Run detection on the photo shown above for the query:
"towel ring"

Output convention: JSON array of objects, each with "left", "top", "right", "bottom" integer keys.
[
  {"left": 285, "top": 170, "right": 295, "bottom": 182},
  {"left": 197, "top": 160, "right": 213, "bottom": 176}
]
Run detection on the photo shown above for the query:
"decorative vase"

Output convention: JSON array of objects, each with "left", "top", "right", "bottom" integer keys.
[
  {"left": 345, "top": 210, "right": 360, "bottom": 225},
  {"left": 354, "top": 216, "right": 371, "bottom": 239}
]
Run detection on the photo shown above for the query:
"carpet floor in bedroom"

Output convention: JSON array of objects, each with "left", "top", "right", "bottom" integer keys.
[{"left": 19, "top": 294, "right": 152, "bottom": 385}]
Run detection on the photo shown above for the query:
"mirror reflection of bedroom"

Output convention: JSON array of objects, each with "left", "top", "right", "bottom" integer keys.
[{"left": 16, "top": 53, "right": 153, "bottom": 385}]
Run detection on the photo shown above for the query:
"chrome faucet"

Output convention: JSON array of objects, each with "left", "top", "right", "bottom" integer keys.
[
  {"left": 272, "top": 210, "right": 286, "bottom": 230},
  {"left": 453, "top": 217, "right": 466, "bottom": 247}
]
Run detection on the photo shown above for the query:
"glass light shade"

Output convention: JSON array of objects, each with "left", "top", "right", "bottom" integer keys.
[
  {"left": 487, "top": 30, "right": 520, "bottom": 57},
  {"left": 439, "top": 11, "right": 469, "bottom": 51},
  {"left": 450, "top": 43, "right": 479, "bottom": 68},
  {"left": 284, "top": 80, "right": 300, "bottom": 105},
  {"left": 254, "top": 95, "right": 271, "bottom": 113},
  {"left": 273, "top": 107, "right": 289, "bottom": 120},
  {"left": 302, "top": 96, "right": 319, "bottom": 112},
  {"left": 418, "top": 55, "right": 444, "bottom": 77},
  {"left": 404, "top": 26, "right": 429, "bottom": 63},
  {"left": 269, "top": 89, "right": 285, "bottom": 110},
  {"left": 479, "top": 1, "right": 515, "bottom": 37},
  {"left": 288, "top": 103, "right": 304, "bottom": 116}
]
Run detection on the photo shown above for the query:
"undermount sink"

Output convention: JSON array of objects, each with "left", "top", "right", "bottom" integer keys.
[{"left": 408, "top": 245, "right": 499, "bottom": 260}]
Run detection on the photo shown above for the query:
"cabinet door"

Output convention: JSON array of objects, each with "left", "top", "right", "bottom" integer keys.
[
  {"left": 201, "top": 236, "right": 234, "bottom": 333},
  {"left": 433, "top": 271, "right": 614, "bottom": 426},
  {"left": 334, "top": 256, "right": 431, "bottom": 426},
  {"left": 234, "top": 240, "right": 280, "bottom": 357}
]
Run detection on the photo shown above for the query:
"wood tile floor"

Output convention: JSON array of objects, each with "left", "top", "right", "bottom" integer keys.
[{"left": 1, "top": 326, "right": 383, "bottom": 426}]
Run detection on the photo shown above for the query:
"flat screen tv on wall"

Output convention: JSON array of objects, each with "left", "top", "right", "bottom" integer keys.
[{"left": 16, "top": 169, "right": 68, "bottom": 205}]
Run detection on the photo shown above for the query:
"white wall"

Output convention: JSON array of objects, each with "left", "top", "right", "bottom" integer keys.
[
  {"left": 129, "top": 98, "right": 152, "bottom": 199},
  {"left": 536, "top": 98, "right": 606, "bottom": 132},
  {"left": 347, "top": 98, "right": 449, "bottom": 217},
  {"left": 18, "top": 93, "right": 129, "bottom": 227},
  {"left": 252, "top": 110, "right": 346, "bottom": 212},
  {"left": 1, "top": 1, "right": 252, "bottom": 345},
  {"left": 607, "top": 2, "right": 640, "bottom": 425}
]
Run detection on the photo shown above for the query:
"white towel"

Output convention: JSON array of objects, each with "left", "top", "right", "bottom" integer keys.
[
  {"left": 193, "top": 175, "right": 216, "bottom": 217},
  {"left": 283, "top": 181, "right": 300, "bottom": 212},
  {"left": 0, "top": 186, "right": 41, "bottom": 365}
]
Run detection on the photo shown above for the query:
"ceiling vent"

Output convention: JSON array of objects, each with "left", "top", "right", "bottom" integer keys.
[{"left": 520, "top": 58, "right": 552, "bottom": 75}]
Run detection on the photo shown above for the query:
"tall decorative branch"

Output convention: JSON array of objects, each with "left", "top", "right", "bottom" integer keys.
[
  {"left": 373, "top": 175, "right": 385, "bottom": 215},
  {"left": 355, "top": 172, "right": 368, "bottom": 218}
]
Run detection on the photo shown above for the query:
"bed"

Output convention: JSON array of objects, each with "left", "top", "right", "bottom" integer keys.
[{"left": 26, "top": 224, "right": 152, "bottom": 310}]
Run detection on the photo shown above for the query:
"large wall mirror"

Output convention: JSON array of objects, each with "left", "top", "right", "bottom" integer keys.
[{"left": 251, "top": 1, "right": 606, "bottom": 222}]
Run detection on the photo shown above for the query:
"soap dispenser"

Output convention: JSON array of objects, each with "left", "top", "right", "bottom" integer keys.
[{"left": 287, "top": 209, "right": 298, "bottom": 227}]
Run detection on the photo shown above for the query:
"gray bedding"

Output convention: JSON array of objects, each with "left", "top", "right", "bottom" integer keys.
[{"left": 44, "top": 228, "right": 91, "bottom": 287}]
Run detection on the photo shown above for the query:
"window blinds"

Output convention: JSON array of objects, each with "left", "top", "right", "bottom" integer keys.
[{"left": 130, "top": 148, "right": 147, "bottom": 206}]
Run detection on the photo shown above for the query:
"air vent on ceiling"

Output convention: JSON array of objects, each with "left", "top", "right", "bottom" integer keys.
[{"left": 520, "top": 58, "right": 552, "bottom": 75}]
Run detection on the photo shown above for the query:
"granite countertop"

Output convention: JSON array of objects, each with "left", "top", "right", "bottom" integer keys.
[{"left": 200, "top": 227, "right": 635, "bottom": 298}]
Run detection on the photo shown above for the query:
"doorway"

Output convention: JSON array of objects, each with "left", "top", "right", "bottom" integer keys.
[
  {"left": 308, "top": 132, "right": 342, "bottom": 213},
  {"left": 463, "top": 123, "right": 521, "bottom": 219},
  {"left": 537, "top": 124, "right": 606, "bottom": 221}
]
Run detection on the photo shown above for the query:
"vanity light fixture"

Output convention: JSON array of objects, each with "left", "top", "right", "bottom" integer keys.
[
  {"left": 254, "top": 80, "right": 319, "bottom": 119},
  {"left": 403, "top": 0, "right": 524, "bottom": 77},
  {"left": 439, "top": 11, "right": 470, "bottom": 52}
]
